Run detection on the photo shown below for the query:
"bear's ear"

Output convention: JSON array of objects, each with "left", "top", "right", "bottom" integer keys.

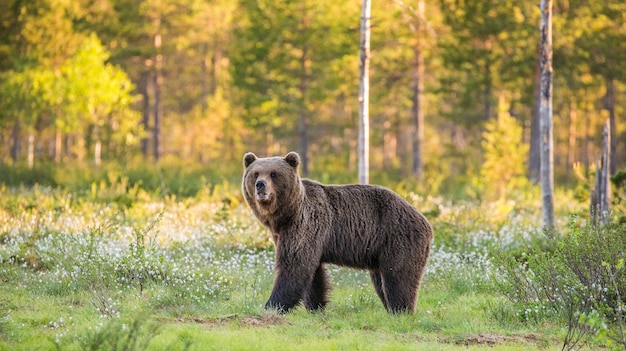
[
  {"left": 243, "top": 152, "right": 257, "bottom": 168},
  {"left": 284, "top": 151, "right": 300, "bottom": 169}
]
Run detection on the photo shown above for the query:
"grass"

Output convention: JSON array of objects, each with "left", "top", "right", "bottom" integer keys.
[{"left": 0, "top": 184, "right": 590, "bottom": 350}]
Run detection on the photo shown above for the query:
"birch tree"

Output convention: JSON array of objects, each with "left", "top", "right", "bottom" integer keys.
[{"left": 539, "top": 0, "right": 554, "bottom": 230}]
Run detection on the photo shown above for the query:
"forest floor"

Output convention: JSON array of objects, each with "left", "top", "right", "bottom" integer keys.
[{"left": 0, "top": 185, "right": 581, "bottom": 350}]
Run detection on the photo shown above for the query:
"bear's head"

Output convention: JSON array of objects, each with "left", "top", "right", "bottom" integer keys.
[{"left": 242, "top": 152, "right": 304, "bottom": 219}]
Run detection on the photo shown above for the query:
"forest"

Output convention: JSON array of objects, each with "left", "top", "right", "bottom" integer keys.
[
  {"left": 2, "top": 1, "right": 626, "bottom": 350},
  {"left": 0, "top": 0, "right": 624, "bottom": 196}
]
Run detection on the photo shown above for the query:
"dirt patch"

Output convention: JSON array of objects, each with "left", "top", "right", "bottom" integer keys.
[
  {"left": 174, "top": 315, "right": 235, "bottom": 327},
  {"left": 238, "top": 313, "right": 287, "bottom": 327},
  {"left": 451, "top": 333, "right": 547, "bottom": 346},
  {"left": 172, "top": 313, "right": 287, "bottom": 328}
]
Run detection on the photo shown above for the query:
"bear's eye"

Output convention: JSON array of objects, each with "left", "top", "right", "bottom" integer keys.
[
  {"left": 254, "top": 172, "right": 259, "bottom": 179},
  {"left": 270, "top": 172, "right": 277, "bottom": 178}
]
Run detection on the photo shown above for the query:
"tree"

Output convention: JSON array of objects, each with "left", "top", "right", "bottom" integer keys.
[
  {"left": 140, "top": 0, "right": 181, "bottom": 162},
  {"left": 571, "top": 0, "right": 626, "bottom": 175},
  {"left": 438, "top": 0, "right": 536, "bottom": 122},
  {"left": 95, "top": 0, "right": 191, "bottom": 161},
  {"left": 0, "top": 31, "right": 140, "bottom": 166},
  {"left": 539, "top": 0, "right": 554, "bottom": 230},
  {"left": 480, "top": 99, "right": 529, "bottom": 200},
  {"left": 437, "top": 0, "right": 537, "bottom": 189},
  {"left": 232, "top": 0, "right": 358, "bottom": 175},
  {"left": 591, "top": 120, "right": 611, "bottom": 226},
  {"left": 103, "top": 0, "right": 154, "bottom": 158},
  {"left": 173, "top": 0, "right": 241, "bottom": 163},
  {"left": 152, "top": 12, "right": 163, "bottom": 161},
  {"left": 392, "top": 0, "right": 430, "bottom": 180},
  {"left": 528, "top": 51, "right": 541, "bottom": 183},
  {"left": 0, "top": 0, "right": 85, "bottom": 163},
  {"left": 0, "top": 68, "right": 46, "bottom": 164},
  {"left": 61, "top": 34, "right": 140, "bottom": 165},
  {"left": 411, "top": 0, "right": 426, "bottom": 180},
  {"left": 0, "top": 0, "right": 623, "bottom": 190},
  {"left": 358, "top": 0, "right": 371, "bottom": 185}
]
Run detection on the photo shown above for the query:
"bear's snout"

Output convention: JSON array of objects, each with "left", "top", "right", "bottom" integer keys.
[{"left": 255, "top": 179, "right": 270, "bottom": 201}]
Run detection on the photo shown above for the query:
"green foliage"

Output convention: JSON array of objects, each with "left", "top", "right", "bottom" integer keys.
[
  {"left": 60, "top": 33, "right": 141, "bottom": 138},
  {"left": 437, "top": 0, "right": 537, "bottom": 125},
  {"left": 0, "top": 158, "right": 244, "bottom": 199},
  {"left": 1, "top": 0, "right": 625, "bottom": 191},
  {"left": 77, "top": 313, "right": 160, "bottom": 351},
  {"left": 116, "top": 213, "right": 165, "bottom": 294},
  {"left": 0, "top": 65, "right": 56, "bottom": 132},
  {"left": 479, "top": 112, "right": 529, "bottom": 200},
  {"left": 0, "top": 185, "right": 579, "bottom": 350},
  {"left": 495, "top": 217, "right": 626, "bottom": 350},
  {"left": 231, "top": 0, "right": 359, "bottom": 153},
  {"left": 0, "top": 163, "right": 59, "bottom": 186}
]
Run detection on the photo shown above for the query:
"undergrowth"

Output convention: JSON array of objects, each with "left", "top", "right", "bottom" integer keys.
[
  {"left": 2, "top": 180, "right": 619, "bottom": 350},
  {"left": 495, "top": 217, "right": 626, "bottom": 350}
]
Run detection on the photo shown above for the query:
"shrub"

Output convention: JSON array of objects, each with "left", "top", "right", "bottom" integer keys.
[
  {"left": 0, "top": 163, "right": 58, "bottom": 187},
  {"left": 495, "top": 217, "right": 626, "bottom": 350},
  {"left": 76, "top": 313, "right": 160, "bottom": 351},
  {"left": 0, "top": 159, "right": 242, "bottom": 199},
  {"left": 479, "top": 112, "right": 529, "bottom": 201}
]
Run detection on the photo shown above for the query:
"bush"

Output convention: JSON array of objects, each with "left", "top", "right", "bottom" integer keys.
[
  {"left": 0, "top": 163, "right": 58, "bottom": 187},
  {"left": 77, "top": 313, "right": 160, "bottom": 351},
  {"left": 0, "top": 159, "right": 243, "bottom": 199},
  {"left": 495, "top": 217, "right": 626, "bottom": 350}
]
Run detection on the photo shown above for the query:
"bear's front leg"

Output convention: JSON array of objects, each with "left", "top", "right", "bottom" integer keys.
[
  {"left": 265, "top": 267, "right": 311, "bottom": 313},
  {"left": 265, "top": 252, "right": 319, "bottom": 313}
]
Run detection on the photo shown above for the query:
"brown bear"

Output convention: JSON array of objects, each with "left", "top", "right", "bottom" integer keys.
[{"left": 242, "top": 151, "right": 433, "bottom": 314}]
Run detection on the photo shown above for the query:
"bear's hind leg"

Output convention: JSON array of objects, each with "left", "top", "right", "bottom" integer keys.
[
  {"left": 304, "top": 264, "right": 329, "bottom": 311},
  {"left": 369, "top": 270, "right": 388, "bottom": 310},
  {"left": 381, "top": 270, "right": 417, "bottom": 314}
]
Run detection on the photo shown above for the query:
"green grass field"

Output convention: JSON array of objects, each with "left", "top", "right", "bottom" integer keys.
[{"left": 0, "top": 184, "right": 613, "bottom": 350}]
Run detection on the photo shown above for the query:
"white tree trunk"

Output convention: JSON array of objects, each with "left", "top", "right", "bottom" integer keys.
[
  {"left": 54, "top": 129, "right": 62, "bottom": 163},
  {"left": 358, "top": 0, "right": 371, "bottom": 185},
  {"left": 27, "top": 133, "right": 34, "bottom": 169},
  {"left": 539, "top": 0, "right": 554, "bottom": 230},
  {"left": 599, "top": 119, "right": 611, "bottom": 225},
  {"left": 95, "top": 140, "right": 102, "bottom": 167}
]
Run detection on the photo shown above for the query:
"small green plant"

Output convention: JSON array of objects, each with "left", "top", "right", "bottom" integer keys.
[
  {"left": 116, "top": 212, "right": 166, "bottom": 295},
  {"left": 495, "top": 217, "right": 626, "bottom": 350},
  {"left": 75, "top": 313, "right": 160, "bottom": 351},
  {"left": 602, "top": 259, "right": 626, "bottom": 349}
]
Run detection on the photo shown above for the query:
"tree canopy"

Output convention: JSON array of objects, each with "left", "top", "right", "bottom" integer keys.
[{"left": 0, "top": 0, "right": 624, "bottom": 193}]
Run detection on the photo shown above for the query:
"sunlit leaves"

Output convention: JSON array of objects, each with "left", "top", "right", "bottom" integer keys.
[
  {"left": 480, "top": 109, "right": 529, "bottom": 199},
  {"left": 231, "top": 0, "right": 359, "bottom": 147},
  {"left": 61, "top": 34, "right": 140, "bottom": 142}
]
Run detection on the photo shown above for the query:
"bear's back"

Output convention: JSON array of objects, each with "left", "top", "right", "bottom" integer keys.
[
  {"left": 301, "top": 180, "right": 418, "bottom": 221},
  {"left": 301, "top": 179, "right": 431, "bottom": 269}
]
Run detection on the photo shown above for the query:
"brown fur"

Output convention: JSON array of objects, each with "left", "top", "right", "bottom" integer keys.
[{"left": 242, "top": 151, "right": 433, "bottom": 313}]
